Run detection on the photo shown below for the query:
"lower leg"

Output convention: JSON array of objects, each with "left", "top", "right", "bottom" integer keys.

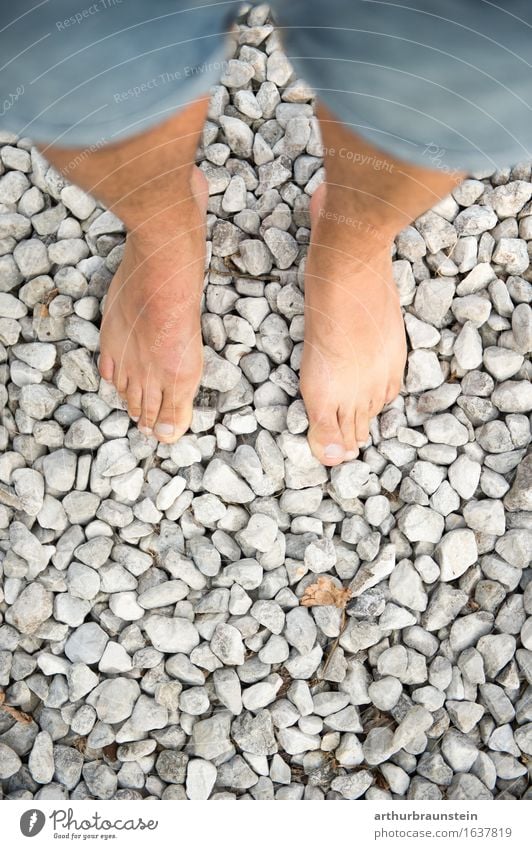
[
  {"left": 302, "top": 102, "right": 466, "bottom": 465},
  {"left": 42, "top": 96, "right": 211, "bottom": 441}
]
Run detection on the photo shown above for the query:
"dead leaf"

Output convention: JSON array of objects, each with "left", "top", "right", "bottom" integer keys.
[
  {"left": 375, "top": 770, "right": 390, "bottom": 791},
  {"left": 103, "top": 742, "right": 118, "bottom": 761},
  {"left": 301, "top": 579, "right": 352, "bottom": 678},
  {"left": 44, "top": 288, "right": 59, "bottom": 305},
  {"left": 72, "top": 737, "right": 88, "bottom": 753},
  {"left": 0, "top": 690, "right": 33, "bottom": 724},
  {"left": 301, "top": 576, "right": 352, "bottom": 609}
]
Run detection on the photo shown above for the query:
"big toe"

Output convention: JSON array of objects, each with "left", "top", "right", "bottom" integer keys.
[
  {"left": 306, "top": 403, "right": 350, "bottom": 466},
  {"left": 153, "top": 388, "right": 194, "bottom": 444}
]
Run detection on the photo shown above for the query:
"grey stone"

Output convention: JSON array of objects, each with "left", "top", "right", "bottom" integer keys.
[
  {"left": 86, "top": 678, "right": 140, "bottom": 723},
  {"left": 186, "top": 759, "right": 217, "bottom": 800},
  {"left": 193, "top": 712, "right": 233, "bottom": 760},
  {"left": 331, "top": 770, "right": 373, "bottom": 799},
  {"left": 211, "top": 623, "right": 245, "bottom": 665},
  {"left": 424, "top": 414, "right": 469, "bottom": 446},
  {"left": 504, "top": 454, "right": 532, "bottom": 511},
  {"left": 6, "top": 582, "right": 53, "bottom": 634},
  {"left": 144, "top": 615, "right": 200, "bottom": 654},
  {"left": 398, "top": 505, "right": 444, "bottom": 544},
  {"left": 64, "top": 622, "right": 109, "bottom": 663},
  {"left": 29, "top": 731, "right": 54, "bottom": 784},
  {"left": 0, "top": 742, "right": 22, "bottom": 778},
  {"left": 202, "top": 458, "right": 254, "bottom": 503},
  {"left": 13, "top": 239, "right": 50, "bottom": 277}
]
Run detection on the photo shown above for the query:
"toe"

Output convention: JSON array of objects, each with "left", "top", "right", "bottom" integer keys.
[
  {"left": 338, "top": 407, "right": 357, "bottom": 457},
  {"left": 385, "top": 381, "right": 401, "bottom": 404},
  {"left": 127, "top": 383, "right": 143, "bottom": 422},
  {"left": 369, "top": 395, "right": 386, "bottom": 419},
  {"left": 306, "top": 403, "right": 347, "bottom": 466},
  {"left": 139, "top": 387, "right": 163, "bottom": 435},
  {"left": 98, "top": 353, "right": 114, "bottom": 382},
  {"left": 153, "top": 390, "right": 193, "bottom": 443},
  {"left": 355, "top": 409, "right": 370, "bottom": 446},
  {"left": 114, "top": 364, "right": 128, "bottom": 396}
]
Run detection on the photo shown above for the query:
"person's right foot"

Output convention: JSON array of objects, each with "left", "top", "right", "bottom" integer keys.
[{"left": 98, "top": 166, "right": 208, "bottom": 442}]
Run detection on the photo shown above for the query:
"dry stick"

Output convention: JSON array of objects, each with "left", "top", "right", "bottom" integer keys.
[
  {"left": 320, "top": 607, "right": 348, "bottom": 678},
  {"left": 0, "top": 691, "right": 33, "bottom": 724},
  {"left": 301, "top": 578, "right": 352, "bottom": 679}
]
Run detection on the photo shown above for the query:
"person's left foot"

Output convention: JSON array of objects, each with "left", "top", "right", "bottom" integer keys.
[{"left": 300, "top": 182, "right": 408, "bottom": 466}]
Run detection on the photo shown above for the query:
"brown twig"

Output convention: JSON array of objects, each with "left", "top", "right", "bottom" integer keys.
[
  {"left": 0, "top": 691, "right": 33, "bottom": 724},
  {"left": 320, "top": 607, "right": 348, "bottom": 678}
]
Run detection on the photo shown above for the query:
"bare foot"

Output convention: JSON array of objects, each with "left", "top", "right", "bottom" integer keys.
[
  {"left": 98, "top": 166, "right": 208, "bottom": 442},
  {"left": 300, "top": 181, "right": 407, "bottom": 466}
]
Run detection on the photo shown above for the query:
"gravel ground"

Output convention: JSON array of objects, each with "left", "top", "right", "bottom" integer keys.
[{"left": 0, "top": 5, "right": 531, "bottom": 802}]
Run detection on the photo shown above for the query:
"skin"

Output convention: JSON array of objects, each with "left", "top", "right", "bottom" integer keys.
[
  {"left": 41, "top": 97, "right": 211, "bottom": 441},
  {"left": 42, "top": 96, "right": 464, "bottom": 462},
  {"left": 302, "top": 104, "right": 465, "bottom": 464}
]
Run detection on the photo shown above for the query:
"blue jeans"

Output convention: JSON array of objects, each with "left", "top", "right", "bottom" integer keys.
[{"left": 1, "top": 0, "right": 531, "bottom": 171}]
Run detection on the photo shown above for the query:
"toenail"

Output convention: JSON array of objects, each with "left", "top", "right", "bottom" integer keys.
[
  {"left": 131, "top": 415, "right": 139, "bottom": 422},
  {"left": 345, "top": 450, "right": 358, "bottom": 460},
  {"left": 139, "top": 425, "right": 152, "bottom": 436},
  {"left": 154, "top": 423, "right": 175, "bottom": 437},
  {"left": 324, "top": 443, "right": 344, "bottom": 460}
]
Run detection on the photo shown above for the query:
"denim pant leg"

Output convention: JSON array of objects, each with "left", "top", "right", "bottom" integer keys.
[
  {"left": 270, "top": 0, "right": 532, "bottom": 172},
  {"left": 0, "top": 0, "right": 240, "bottom": 146}
]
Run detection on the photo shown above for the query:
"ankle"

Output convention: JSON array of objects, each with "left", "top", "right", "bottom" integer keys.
[
  {"left": 111, "top": 165, "right": 207, "bottom": 237},
  {"left": 319, "top": 207, "right": 394, "bottom": 250},
  {"left": 138, "top": 202, "right": 202, "bottom": 241},
  {"left": 314, "top": 183, "right": 401, "bottom": 243},
  {"left": 312, "top": 200, "right": 394, "bottom": 266}
]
